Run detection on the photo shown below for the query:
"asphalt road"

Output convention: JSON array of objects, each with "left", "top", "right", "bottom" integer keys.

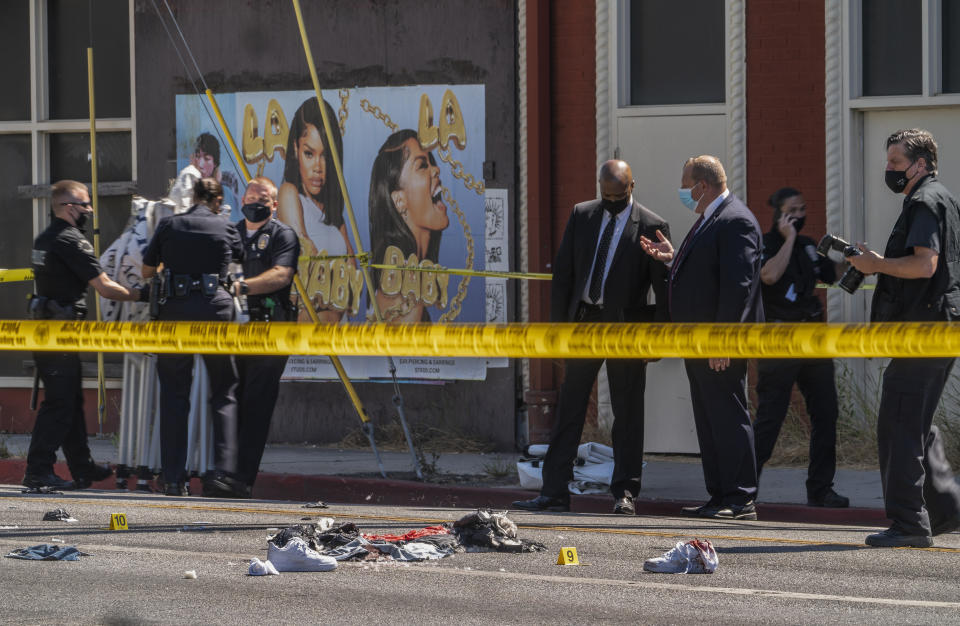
[{"left": 0, "top": 485, "right": 958, "bottom": 625}]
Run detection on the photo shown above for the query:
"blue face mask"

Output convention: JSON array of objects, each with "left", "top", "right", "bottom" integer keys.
[{"left": 678, "top": 184, "right": 700, "bottom": 211}]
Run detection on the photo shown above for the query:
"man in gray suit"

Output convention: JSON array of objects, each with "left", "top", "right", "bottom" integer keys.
[{"left": 513, "top": 160, "right": 671, "bottom": 514}]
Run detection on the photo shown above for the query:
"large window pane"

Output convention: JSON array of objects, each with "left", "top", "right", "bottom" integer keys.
[
  {"left": 49, "top": 132, "right": 132, "bottom": 182},
  {"left": 0, "top": 1, "right": 31, "bottom": 121},
  {"left": 48, "top": 0, "right": 130, "bottom": 119},
  {"left": 862, "top": 0, "right": 922, "bottom": 96},
  {"left": 628, "top": 0, "right": 725, "bottom": 105},
  {"left": 0, "top": 136, "right": 34, "bottom": 375},
  {"left": 943, "top": 1, "right": 960, "bottom": 93}
]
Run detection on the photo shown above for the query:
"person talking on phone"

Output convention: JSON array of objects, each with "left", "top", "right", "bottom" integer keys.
[{"left": 753, "top": 187, "right": 849, "bottom": 508}]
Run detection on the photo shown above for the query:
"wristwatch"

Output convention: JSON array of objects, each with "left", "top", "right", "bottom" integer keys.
[{"left": 238, "top": 280, "right": 249, "bottom": 296}]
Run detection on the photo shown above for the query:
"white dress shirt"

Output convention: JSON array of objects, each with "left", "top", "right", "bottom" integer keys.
[{"left": 581, "top": 197, "right": 633, "bottom": 305}]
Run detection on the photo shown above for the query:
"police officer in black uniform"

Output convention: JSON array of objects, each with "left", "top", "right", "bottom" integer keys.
[
  {"left": 754, "top": 187, "right": 849, "bottom": 508},
  {"left": 142, "top": 177, "right": 243, "bottom": 497},
  {"left": 25, "top": 180, "right": 142, "bottom": 490},
  {"left": 231, "top": 176, "right": 299, "bottom": 495},
  {"left": 847, "top": 128, "right": 960, "bottom": 547}
]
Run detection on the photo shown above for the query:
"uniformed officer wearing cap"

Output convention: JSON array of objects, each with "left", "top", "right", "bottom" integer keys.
[
  {"left": 24, "top": 180, "right": 142, "bottom": 491},
  {"left": 231, "top": 176, "right": 300, "bottom": 495},
  {"left": 142, "top": 177, "right": 244, "bottom": 497}
]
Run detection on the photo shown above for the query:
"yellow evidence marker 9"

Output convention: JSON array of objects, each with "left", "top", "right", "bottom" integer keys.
[
  {"left": 557, "top": 546, "right": 580, "bottom": 565},
  {"left": 109, "top": 513, "right": 128, "bottom": 530}
]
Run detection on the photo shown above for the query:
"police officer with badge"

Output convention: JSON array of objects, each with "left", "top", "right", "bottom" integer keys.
[
  {"left": 142, "top": 177, "right": 244, "bottom": 497},
  {"left": 25, "top": 180, "right": 141, "bottom": 490},
  {"left": 847, "top": 128, "right": 960, "bottom": 547},
  {"left": 754, "top": 187, "right": 849, "bottom": 509},
  {"left": 231, "top": 176, "right": 299, "bottom": 495}
]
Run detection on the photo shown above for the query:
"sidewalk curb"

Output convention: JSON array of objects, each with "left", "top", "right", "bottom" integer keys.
[{"left": 0, "top": 458, "right": 888, "bottom": 527}]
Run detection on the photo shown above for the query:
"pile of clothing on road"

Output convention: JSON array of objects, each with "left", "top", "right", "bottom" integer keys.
[{"left": 250, "top": 509, "right": 546, "bottom": 575}]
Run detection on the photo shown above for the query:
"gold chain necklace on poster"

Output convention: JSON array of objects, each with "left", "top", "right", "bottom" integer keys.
[
  {"left": 338, "top": 88, "right": 350, "bottom": 136},
  {"left": 358, "top": 97, "right": 479, "bottom": 323}
]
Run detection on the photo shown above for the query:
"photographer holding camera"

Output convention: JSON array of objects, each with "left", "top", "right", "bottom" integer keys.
[
  {"left": 754, "top": 188, "right": 848, "bottom": 508},
  {"left": 846, "top": 128, "right": 960, "bottom": 548}
]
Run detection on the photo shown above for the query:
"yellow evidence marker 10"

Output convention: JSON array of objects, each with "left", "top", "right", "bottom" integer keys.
[
  {"left": 109, "top": 513, "right": 128, "bottom": 530},
  {"left": 556, "top": 547, "right": 580, "bottom": 565}
]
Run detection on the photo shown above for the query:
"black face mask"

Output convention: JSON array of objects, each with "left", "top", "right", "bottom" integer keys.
[
  {"left": 791, "top": 216, "right": 805, "bottom": 233},
  {"left": 73, "top": 211, "right": 88, "bottom": 231},
  {"left": 602, "top": 197, "right": 631, "bottom": 216},
  {"left": 885, "top": 162, "right": 915, "bottom": 194},
  {"left": 241, "top": 202, "right": 272, "bottom": 223}
]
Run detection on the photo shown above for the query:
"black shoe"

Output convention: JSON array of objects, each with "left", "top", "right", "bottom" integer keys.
[
  {"left": 203, "top": 472, "right": 247, "bottom": 498},
  {"left": 22, "top": 471, "right": 75, "bottom": 490},
  {"left": 865, "top": 527, "right": 933, "bottom": 548},
  {"left": 702, "top": 501, "right": 758, "bottom": 520},
  {"left": 72, "top": 463, "right": 114, "bottom": 490},
  {"left": 613, "top": 496, "right": 635, "bottom": 515},
  {"left": 931, "top": 516, "right": 960, "bottom": 536},
  {"left": 680, "top": 500, "right": 717, "bottom": 517},
  {"left": 164, "top": 482, "right": 189, "bottom": 497},
  {"left": 511, "top": 495, "right": 570, "bottom": 512},
  {"left": 807, "top": 488, "right": 849, "bottom": 508}
]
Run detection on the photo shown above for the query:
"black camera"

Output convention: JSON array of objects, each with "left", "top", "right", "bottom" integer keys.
[{"left": 816, "top": 234, "right": 865, "bottom": 294}]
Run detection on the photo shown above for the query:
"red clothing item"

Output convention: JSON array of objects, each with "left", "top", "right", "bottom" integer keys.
[{"left": 362, "top": 525, "right": 450, "bottom": 542}]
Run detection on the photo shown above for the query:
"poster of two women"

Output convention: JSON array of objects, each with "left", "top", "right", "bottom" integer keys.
[{"left": 175, "top": 84, "right": 488, "bottom": 380}]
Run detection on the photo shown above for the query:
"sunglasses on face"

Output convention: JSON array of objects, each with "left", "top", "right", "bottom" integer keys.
[{"left": 60, "top": 201, "right": 92, "bottom": 209}]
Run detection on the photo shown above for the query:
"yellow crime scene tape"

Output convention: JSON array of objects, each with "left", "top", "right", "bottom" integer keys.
[
  {"left": 0, "top": 268, "right": 880, "bottom": 287},
  {"left": 0, "top": 269, "right": 35, "bottom": 283},
  {"left": 0, "top": 320, "right": 958, "bottom": 359}
]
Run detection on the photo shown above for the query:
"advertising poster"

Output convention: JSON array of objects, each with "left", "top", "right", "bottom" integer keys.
[{"left": 175, "top": 85, "right": 487, "bottom": 380}]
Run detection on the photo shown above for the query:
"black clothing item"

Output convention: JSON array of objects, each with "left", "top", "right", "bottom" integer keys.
[
  {"left": 235, "top": 217, "right": 299, "bottom": 320},
  {"left": 872, "top": 175, "right": 960, "bottom": 321},
  {"left": 26, "top": 216, "right": 100, "bottom": 476},
  {"left": 32, "top": 217, "right": 101, "bottom": 314},
  {"left": 26, "top": 346, "right": 98, "bottom": 478},
  {"left": 684, "top": 358, "right": 757, "bottom": 506},
  {"left": 877, "top": 358, "right": 960, "bottom": 536},
  {"left": 754, "top": 358, "right": 838, "bottom": 499},
  {"left": 757, "top": 230, "right": 840, "bottom": 501},
  {"left": 145, "top": 203, "right": 241, "bottom": 485},
  {"left": 870, "top": 175, "right": 960, "bottom": 537},
  {"left": 540, "top": 304, "right": 647, "bottom": 501},
  {"left": 143, "top": 205, "right": 241, "bottom": 280},
  {"left": 235, "top": 355, "right": 288, "bottom": 486},
  {"left": 760, "top": 232, "right": 835, "bottom": 321},
  {"left": 234, "top": 217, "right": 299, "bottom": 487}
]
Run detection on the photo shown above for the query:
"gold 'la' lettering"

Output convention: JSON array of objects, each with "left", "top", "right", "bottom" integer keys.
[
  {"left": 242, "top": 99, "right": 289, "bottom": 165},
  {"left": 418, "top": 89, "right": 466, "bottom": 152}
]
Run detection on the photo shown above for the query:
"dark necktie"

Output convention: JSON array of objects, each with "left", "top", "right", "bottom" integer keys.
[
  {"left": 668, "top": 214, "right": 705, "bottom": 312},
  {"left": 588, "top": 213, "right": 620, "bottom": 304}
]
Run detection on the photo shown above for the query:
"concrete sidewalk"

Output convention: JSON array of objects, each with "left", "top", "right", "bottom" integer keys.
[{"left": 0, "top": 433, "right": 891, "bottom": 525}]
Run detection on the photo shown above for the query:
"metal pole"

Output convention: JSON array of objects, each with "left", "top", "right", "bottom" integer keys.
[
  {"left": 290, "top": 0, "right": 422, "bottom": 479},
  {"left": 86, "top": 47, "right": 106, "bottom": 435}
]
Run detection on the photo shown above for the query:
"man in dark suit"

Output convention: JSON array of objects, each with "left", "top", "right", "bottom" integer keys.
[
  {"left": 641, "top": 155, "right": 764, "bottom": 520},
  {"left": 513, "top": 160, "right": 671, "bottom": 514}
]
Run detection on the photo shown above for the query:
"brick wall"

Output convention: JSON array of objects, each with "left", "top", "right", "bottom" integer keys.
[
  {"left": 746, "top": 0, "right": 826, "bottom": 238},
  {"left": 550, "top": 0, "right": 597, "bottom": 252}
]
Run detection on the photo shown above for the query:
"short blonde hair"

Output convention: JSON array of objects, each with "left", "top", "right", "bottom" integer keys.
[
  {"left": 685, "top": 156, "right": 727, "bottom": 188},
  {"left": 248, "top": 176, "right": 278, "bottom": 201},
  {"left": 51, "top": 180, "right": 88, "bottom": 205}
]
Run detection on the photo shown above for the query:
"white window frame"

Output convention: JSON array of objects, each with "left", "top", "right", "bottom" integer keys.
[
  {"left": 0, "top": 0, "right": 135, "bottom": 388},
  {"left": 0, "top": 0, "right": 137, "bottom": 238},
  {"left": 596, "top": 0, "right": 747, "bottom": 200}
]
